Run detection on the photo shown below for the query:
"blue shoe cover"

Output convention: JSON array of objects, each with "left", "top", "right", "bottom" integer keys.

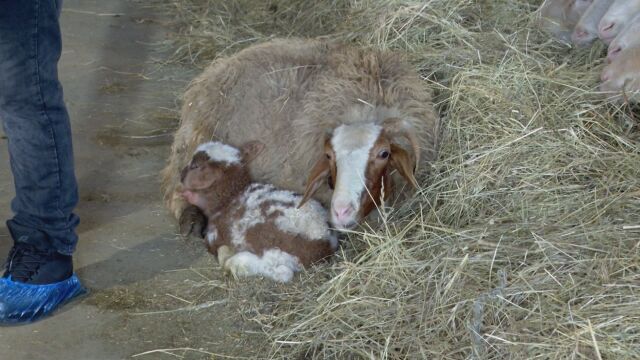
[{"left": 0, "top": 273, "right": 86, "bottom": 325}]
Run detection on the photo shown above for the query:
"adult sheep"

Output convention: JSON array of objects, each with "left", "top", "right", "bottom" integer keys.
[{"left": 161, "top": 38, "right": 439, "bottom": 235}]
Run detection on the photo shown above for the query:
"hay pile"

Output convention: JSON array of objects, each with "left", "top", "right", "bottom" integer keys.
[{"left": 157, "top": 0, "right": 640, "bottom": 358}]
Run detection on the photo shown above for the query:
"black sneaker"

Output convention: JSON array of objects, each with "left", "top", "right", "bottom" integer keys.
[
  {"left": 3, "top": 243, "right": 73, "bottom": 285},
  {"left": 0, "top": 244, "right": 85, "bottom": 325}
]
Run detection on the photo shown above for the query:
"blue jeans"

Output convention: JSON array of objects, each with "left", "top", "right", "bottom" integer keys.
[{"left": 0, "top": 0, "right": 79, "bottom": 255}]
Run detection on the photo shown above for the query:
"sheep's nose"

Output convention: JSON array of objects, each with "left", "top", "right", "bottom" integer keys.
[
  {"left": 573, "top": 28, "right": 588, "bottom": 40},
  {"left": 599, "top": 21, "right": 614, "bottom": 36},
  {"left": 607, "top": 46, "right": 622, "bottom": 61},
  {"left": 334, "top": 205, "right": 353, "bottom": 219},
  {"left": 332, "top": 204, "right": 355, "bottom": 226}
]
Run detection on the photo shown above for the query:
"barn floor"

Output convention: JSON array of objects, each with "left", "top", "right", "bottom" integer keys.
[{"left": 0, "top": 1, "right": 264, "bottom": 359}]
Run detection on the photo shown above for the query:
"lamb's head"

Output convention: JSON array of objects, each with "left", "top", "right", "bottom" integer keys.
[
  {"left": 180, "top": 140, "right": 264, "bottom": 215},
  {"left": 299, "top": 118, "right": 420, "bottom": 229}
]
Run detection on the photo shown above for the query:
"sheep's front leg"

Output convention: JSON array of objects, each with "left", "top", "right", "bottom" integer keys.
[{"left": 179, "top": 204, "right": 207, "bottom": 238}]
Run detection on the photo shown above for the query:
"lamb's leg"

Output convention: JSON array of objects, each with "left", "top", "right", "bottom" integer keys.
[
  {"left": 217, "top": 245, "right": 234, "bottom": 266},
  {"left": 224, "top": 251, "right": 296, "bottom": 283},
  {"left": 179, "top": 205, "right": 207, "bottom": 238},
  {"left": 270, "top": 265, "right": 294, "bottom": 283},
  {"left": 224, "top": 252, "right": 262, "bottom": 280},
  {"left": 260, "top": 249, "right": 301, "bottom": 282}
]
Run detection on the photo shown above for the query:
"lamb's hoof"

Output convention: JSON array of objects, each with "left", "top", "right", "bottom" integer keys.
[
  {"left": 179, "top": 205, "right": 207, "bottom": 238},
  {"left": 225, "top": 258, "right": 251, "bottom": 280},
  {"left": 229, "top": 264, "right": 249, "bottom": 280},
  {"left": 217, "top": 245, "right": 234, "bottom": 267}
]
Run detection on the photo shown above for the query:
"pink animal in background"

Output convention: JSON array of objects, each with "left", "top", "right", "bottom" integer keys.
[
  {"left": 538, "top": 0, "right": 594, "bottom": 42},
  {"left": 598, "top": 0, "right": 640, "bottom": 44},
  {"left": 572, "top": 0, "right": 615, "bottom": 46},
  {"left": 535, "top": 0, "right": 640, "bottom": 99},
  {"left": 607, "top": 13, "right": 640, "bottom": 62},
  {"left": 600, "top": 47, "right": 640, "bottom": 102}
]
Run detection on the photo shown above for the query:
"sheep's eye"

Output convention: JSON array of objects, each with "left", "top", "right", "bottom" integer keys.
[
  {"left": 378, "top": 150, "right": 390, "bottom": 159},
  {"left": 325, "top": 153, "right": 331, "bottom": 160}
]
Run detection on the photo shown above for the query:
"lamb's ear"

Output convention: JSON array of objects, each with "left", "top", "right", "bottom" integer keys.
[
  {"left": 389, "top": 143, "right": 419, "bottom": 188},
  {"left": 298, "top": 156, "right": 330, "bottom": 208},
  {"left": 240, "top": 140, "right": 266, "bottom": 164}
]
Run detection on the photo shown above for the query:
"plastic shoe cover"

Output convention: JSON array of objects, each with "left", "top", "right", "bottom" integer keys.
[{"left": 0, "top": 273, "right": 86, "bottom": 325}]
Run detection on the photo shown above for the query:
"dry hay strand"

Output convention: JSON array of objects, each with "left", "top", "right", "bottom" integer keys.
[
  {"left": 151, "top": 0, "right": 351, "bottom": 66},
  {"left": 157, "top": 0, "right": 640, "bottom": 359}
]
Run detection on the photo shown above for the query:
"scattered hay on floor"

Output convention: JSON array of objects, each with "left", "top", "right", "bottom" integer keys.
[{"left": 155, "top": 0, "right": 640, "bottom": 358}]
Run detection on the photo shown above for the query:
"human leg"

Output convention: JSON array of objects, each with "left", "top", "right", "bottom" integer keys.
[
  {"left": 0, "top": 0, "right": 79, "bottom": 256},
  {"left": 0, "top": 0, "right": 85, "bottom": 325}
]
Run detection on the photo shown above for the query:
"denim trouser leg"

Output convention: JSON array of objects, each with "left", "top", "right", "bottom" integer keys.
[{"left": 0, "top": 0, "right": 79, "bottom": 255}]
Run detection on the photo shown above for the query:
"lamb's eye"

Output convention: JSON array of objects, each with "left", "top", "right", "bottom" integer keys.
[
  {"left": 325, "top": 153, "right": 331, "bottom": 160},
  {"left": 378, "top": 150, "right": 390, "bottom": 159}
]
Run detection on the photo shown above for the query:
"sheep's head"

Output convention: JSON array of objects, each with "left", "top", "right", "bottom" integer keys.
[
  {"left": 600, "top": 47, "right": 640, "bottom": 102},
  {"left": 567, "top": 0, "right": 595, "bottom": 22},
  {"left": 180, "top": 141, "right": 264, "bottom": 214},
  {"left": 607, "top": 14, "right": 640, "bottom": 62},
  {"left": 572, "top": 0, "right": 613, "bottom": 46},
  {"left": 538, "top": 0, "right": 593, "bottom": 43},
  {"left": 299, "top": 118, "right": 420, "bottom": 229},
  {"left": 598, "top": 0, "right": 640, "bottom": 44}
]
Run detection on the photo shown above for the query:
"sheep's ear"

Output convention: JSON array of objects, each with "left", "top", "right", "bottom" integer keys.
[
  {"left": 389, "top": 144, "right": 419, "bottom": 188},
  {"left": 240, "top": 140, "right": 266, "bottom": 164},
  {"left": 298, "top": 156, "right": 330, "bottom": 208}
]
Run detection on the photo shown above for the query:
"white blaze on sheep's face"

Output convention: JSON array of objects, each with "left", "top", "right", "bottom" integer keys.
[
  {"left": 195, "top": 141, "right": 241, "bottom": 165},
  {"left": 598, "top": 0, "right": 640, "bottom": 43},
  {"left": 330, "top": 123, "right": 382, "bottom": 229}
]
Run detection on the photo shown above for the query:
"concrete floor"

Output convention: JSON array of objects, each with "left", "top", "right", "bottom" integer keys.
[{"left": 0, "top": 1, "right": 263, "bottom": 359}]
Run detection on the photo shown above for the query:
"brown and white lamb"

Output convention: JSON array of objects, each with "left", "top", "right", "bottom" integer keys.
[{"left": 180, "top": 140, "right": 338, "bottom": 283}]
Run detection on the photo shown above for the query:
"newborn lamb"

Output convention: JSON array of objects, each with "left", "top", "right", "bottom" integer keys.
[{"left": 180, "top": 141, "right": 338, "bottom": 283}]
